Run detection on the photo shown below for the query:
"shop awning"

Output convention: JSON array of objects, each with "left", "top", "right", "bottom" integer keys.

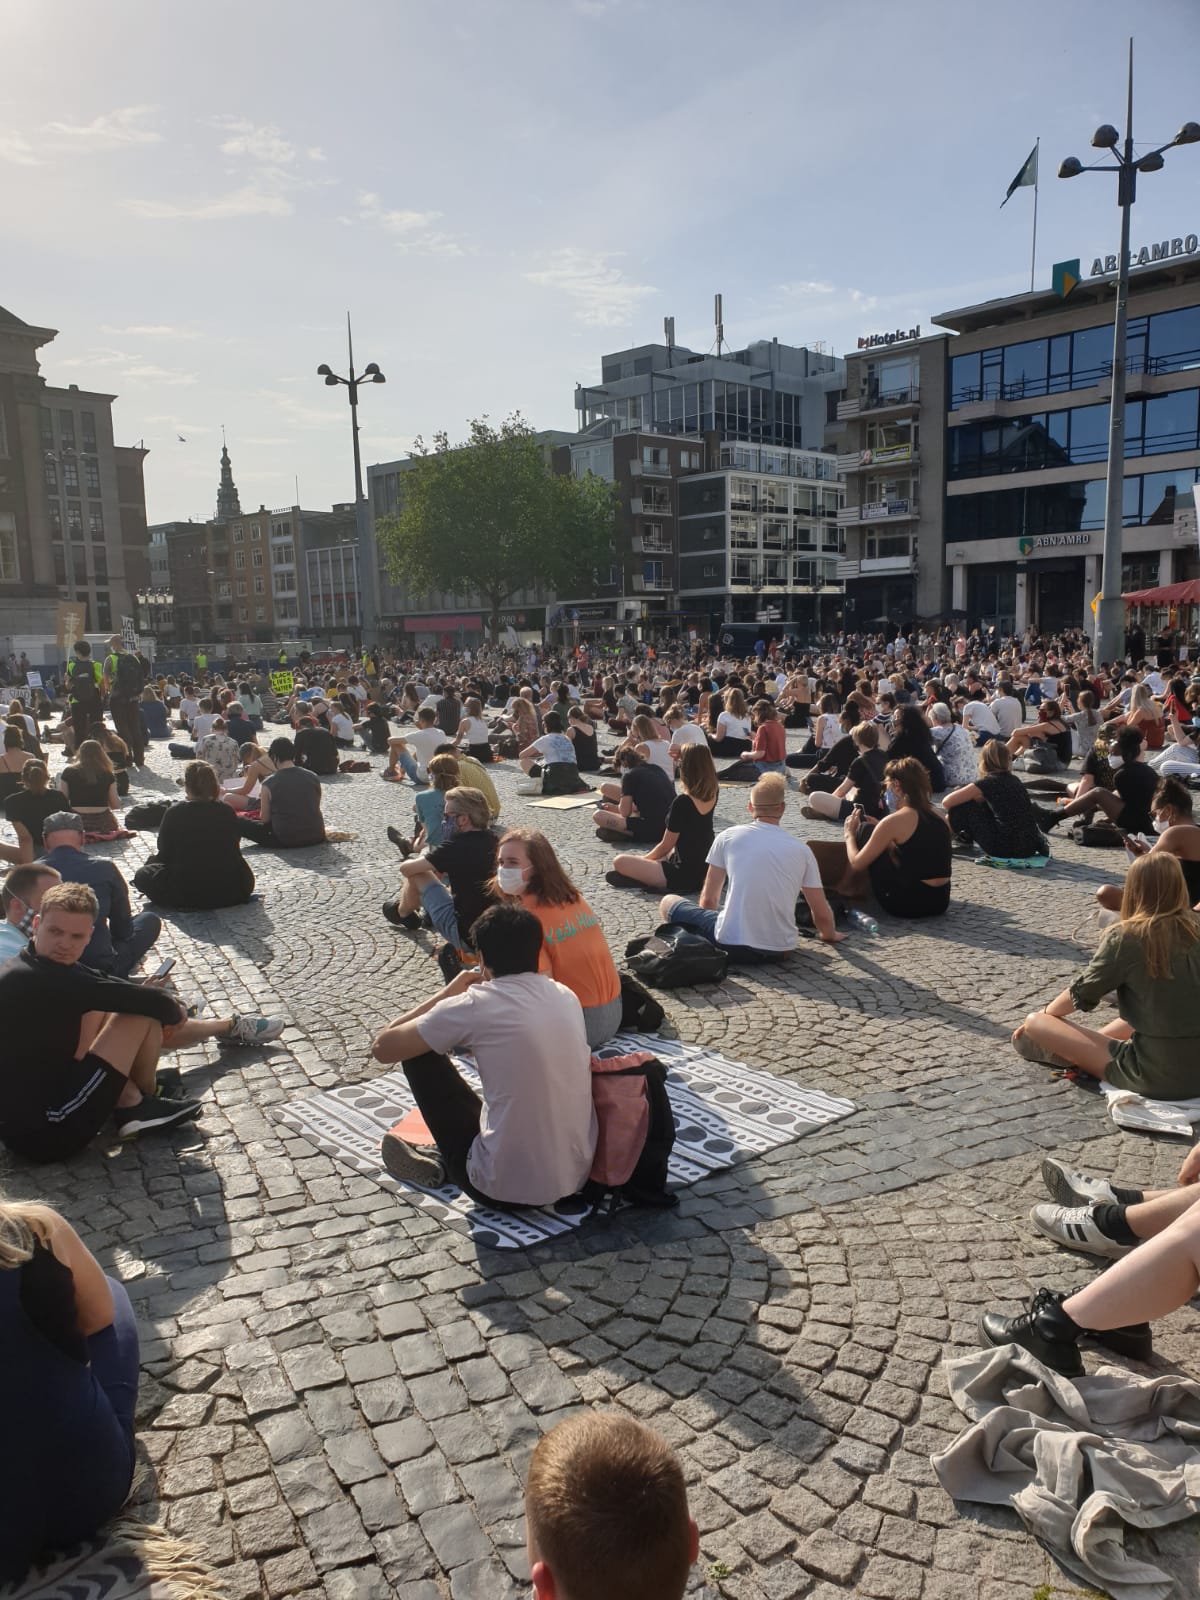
[{"left": 1121, "top": 579, "right": 1200, "bottom": 606}]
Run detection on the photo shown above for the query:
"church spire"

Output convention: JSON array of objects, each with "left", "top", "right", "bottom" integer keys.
[{"left": 215, "top": 428, "right": 242, "bottom": 522}]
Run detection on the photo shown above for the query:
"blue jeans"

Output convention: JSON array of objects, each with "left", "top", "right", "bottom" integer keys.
[
  {"left": 167, "top": 741, "right": 195, "bottom": 760},
  {"left": 420, "top": 878, "right": 463, "bottom": 951},
  {"left": 666, "top": 900, "right": 788, "bottom": 965},
  {"left": 396, "top": 750, "right": 426, "bottom": 785}
]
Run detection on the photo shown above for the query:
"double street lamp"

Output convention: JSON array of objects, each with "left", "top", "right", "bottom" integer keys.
[
  {"left": 1058, "top": 40, "right": 1199, "bottom": 667},
  {"left": 317, "top": 315, "right": 385, "bottom": 648}
]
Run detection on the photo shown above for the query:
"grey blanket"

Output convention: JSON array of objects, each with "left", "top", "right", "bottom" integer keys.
[{"left": 931, "top": 1343, "right": 1200, "bottom": 1600}]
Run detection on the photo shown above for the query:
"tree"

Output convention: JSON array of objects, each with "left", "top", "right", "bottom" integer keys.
[{"left": 376, "top": 414, "right": 618, "bottom": 643}]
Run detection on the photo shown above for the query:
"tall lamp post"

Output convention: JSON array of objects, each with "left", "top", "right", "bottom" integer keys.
[
  {"left": 1058, "top": 40, "right": 1198, "bottom": 668},
  {"left": 317, "top": 315, "right": 385, "bottom": 649}
]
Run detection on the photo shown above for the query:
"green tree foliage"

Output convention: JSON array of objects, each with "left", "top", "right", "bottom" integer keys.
[{"left": 376, "top": 414, "right": 618, "bottom": 642}]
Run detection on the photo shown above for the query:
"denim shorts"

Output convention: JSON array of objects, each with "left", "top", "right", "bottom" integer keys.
[{"left": 420, "top": 879, "right": 462, "bottom": 950}]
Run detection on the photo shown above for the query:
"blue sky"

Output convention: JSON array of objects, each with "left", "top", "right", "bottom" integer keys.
[{"left": 5, "top": 0, "right": 1199, "bottom": 523}]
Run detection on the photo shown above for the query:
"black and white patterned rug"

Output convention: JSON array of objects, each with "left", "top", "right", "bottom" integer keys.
[{"left": 273, "top": 1036, "right": 856, "bottom": 1250}]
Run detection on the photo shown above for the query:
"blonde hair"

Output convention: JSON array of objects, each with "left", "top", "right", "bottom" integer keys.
[
  {"left": 851, "top": 721, "right": 879, "bottom": 750},
  {"left": 0, "top": 1200, "right": 56, "bottom": 1271},
  {"left": 750, "top": 772, "right": 787, "bottom": 812},
  {"left": 442, "top": 786, "right": 490, "bottom": 830},
  {"left": 428, "top": 753, "right": 461, "bottom": 791},
  {"left": 979, "top": 740, "right": 1012, "bottom": 776},
  {"left": 39, "top": 880, "right": 99, "bottom": 920},
  {"left": 1119, "top": 852, "right": 1199, "bottom": 979}
]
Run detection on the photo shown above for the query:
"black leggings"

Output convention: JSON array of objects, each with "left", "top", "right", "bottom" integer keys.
[{"left": 401, "top": 1050, "right": 522, "bottom": 1210}]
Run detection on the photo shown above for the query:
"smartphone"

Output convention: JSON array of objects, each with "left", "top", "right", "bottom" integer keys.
[{"left": 151, "top": 957, "right": 176, "bottom": 980}]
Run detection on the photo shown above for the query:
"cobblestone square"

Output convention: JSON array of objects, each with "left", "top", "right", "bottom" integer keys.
[{"left": 12, "top": 735, "right": 1200, "bottom": 1598}]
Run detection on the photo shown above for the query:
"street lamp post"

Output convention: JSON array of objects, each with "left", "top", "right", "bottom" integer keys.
[
  {"left": 317, "top": 315, "right": 385, "bottom": 650},
  {"left": 1058, "top": 39, "right": 1198, "bottom": 668}
]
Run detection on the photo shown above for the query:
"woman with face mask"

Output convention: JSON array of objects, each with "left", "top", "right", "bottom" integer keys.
[
  {"left": 491, "top": 828, "right": 622, "bottom": 1047},
  {"left": 1094, "top": 777, "right": 1200, "bottom": 915},
  {"left": 806, "top": 757, "right": 952, "bottom": 918}
]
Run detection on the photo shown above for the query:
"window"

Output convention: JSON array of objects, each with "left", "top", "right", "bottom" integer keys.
[
  {"left": 95, "top": 593, "right": 111, "bottom": 632},
  {"left": 946, "top": 478, "right": 1108, "bottom": 542},
  {"left": 273, "top": 572, "right": 296, "bottom": 594},
  {"left": 273, "top": 541, "right": 294, "bottom": 565},
  {"left": 44, "top": 459, "right": 57, "bottom": 492},
  {"left": 276, "top": 597, "right": 299, "bottom": 620},
  {"left": 239, "top": 606, "right": 249, "bottom": 622},
  {"left": 67, "top": 502, "right": 83, "bottom": 537},
  {"left": 643, "top": 560, "right": 664, "bottom": 587},
  {"left": 39, "top": 407, "right": 54, "bottom": 449},
  {"left": 232, "top": 524, "right": 244, "bottom": 543},
  {"left": 89, "top": 506, "right": 104, "bottom": 539},
  {"left": 49, "top": 502, "right": 62, "bottom": 537},
  {"left": 1003, "top": 340, "right": 1048, "bottom": 398},
  {"left": 236, "top": 579, "right": 247, "bottom": 596},
  {"left": 218, "top": 581, "right": 231, "bottom": 599},
  {"left": 81, "top": 411, "right": 96, "bottom": 450},
  {"left": 680, "top": 450, "right": 701, "bottom": 470},
  {"left": 271, "top": 520, "right": 291, "bottom": 539},
  {"left": 1125, "top": 467, "right": 1200, "bottom": 525},
  {"left": 0, "top": 404, "right": 7, "bottom": 459},
  {"left": 253, "top": 575, "right": 265, "bottom": 594},
  {"left": 1148, "top": 306, "right": 1200, "bottom": 374},
  {"left": 0, "top": 513, "right": 17, "bottom": 582},
  {"left": 234, "top": 550, "right": 245, "bottom": 568},
  {"left": 93, "top": 548, "right": 107, "bottom": 582},
  {"left": 63, "top": 461, "right": 78, "bottom": 492},
  {"left": 58, "top": 410, "right": 75, "bottom": 448},
  {"left": 1127, "top": 388, "right": 1200, "bottom": 457},
  {"left": 85, "top": 459, "right": 100, "bottom": 494},
  {"left": 53, "top": 546, "right": 67, "bottom": 586},
  {"left": 251, "top": 548, "right": 264, "bottom": 567},
  {"left": 251, "top": 521, "right": 261, "bottom": 539},
  {"left": 73, "top": 547, "right": 89, "bottom": 587},
  {"left": 255, "top": 605, "right": 265, "bottom": 621}
]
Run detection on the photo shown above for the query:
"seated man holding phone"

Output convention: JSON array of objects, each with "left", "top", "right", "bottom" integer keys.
[{"left": 0, "top": 879, "right": 284, "bottom": 1160}]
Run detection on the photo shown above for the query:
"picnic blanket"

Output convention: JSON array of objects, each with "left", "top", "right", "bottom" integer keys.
[
  {"left": 975, "top": 854, "right": 1051, "bottom": 870},
  {"left": 273, "top": 1035, "right": 856, "bottom": 1250},
  {"left": 1099, "top": 1083, "right": 1200, "bottom": 1139},
  {"left": 933, "top": 1343, "right": 1200, "bottom": 1600}
]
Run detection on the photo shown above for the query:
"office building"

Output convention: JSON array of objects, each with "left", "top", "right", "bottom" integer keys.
[
  {"left": 0, "top": 303, "right": 149, "bottom": 645},
  {"left": 556, "top": 334, "right": 845, "bottom": 635},
  {"left": 835, "top": 254, "right": 1200, "bottom": 636}
]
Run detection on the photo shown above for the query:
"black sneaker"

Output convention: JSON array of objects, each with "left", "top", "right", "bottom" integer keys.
[
  {"left": 1033, "top": 803, "right": 1064, "bottom": 829},
  {"left": 381, "top": 1131, "right": 448, "bottom": 1189},
  {"left": 386, "top": 826, "right": 413, "bottom": 854},
  {"left": 382, "top": 900, "right": 421, "bottom": 929},
  {"left": 155, "top": 1068, "right": 184, "bottom": 1099},
  {"left": 113, "top": 1095, "right": 202, "bottom": 1140}
]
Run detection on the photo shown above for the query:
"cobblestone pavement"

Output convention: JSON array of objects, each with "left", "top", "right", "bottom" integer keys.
[{"left": 12, "top": 733, "right": 1200, "bottom": 1599}]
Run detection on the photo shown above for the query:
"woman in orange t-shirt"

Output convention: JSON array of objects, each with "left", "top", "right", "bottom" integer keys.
[{"left": 491, "top": 828, "right": 622, "bottom": 1047}]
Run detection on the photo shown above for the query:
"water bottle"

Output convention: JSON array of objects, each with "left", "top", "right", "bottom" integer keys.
[{"left": 846, "top": 908, "right": 879, "bottom": 935}]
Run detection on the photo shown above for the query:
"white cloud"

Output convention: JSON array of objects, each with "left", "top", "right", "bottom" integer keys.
[
  {"left": 102, "top": 324, "right": 200, "bottom": 339},
  {"left": 306, "top": 146, "right": 326, "bottom": 162},
  {"left": 214, "top": 117, "right": 296, "bottom": 165},
  {"left": 354, "top": 192, "right": 468, "bottom": 256},
  {"left": 122, "top": 365, "right": 198, "bottom": 386},
  {"left": 124, "top": 185, "right": 293, "bottom": 221},
  {"left": 0, "top": 132, "right": 40, "bottom": 166},
  {"left": 258, "top": 387, "right": 343, "bottom": 430},
  {"left": 56, "top": 346, "right": 131, "bottom": 371},
  {"left": 45, "top": 105, "right": 162, "bottom": 151},
  {"left": 525, "top": 248, "right": 656, "bottom": 327}
]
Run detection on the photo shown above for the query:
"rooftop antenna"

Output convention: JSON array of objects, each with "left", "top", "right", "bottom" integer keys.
[
  {"left": 713, "top": 293, "right": 726, "bottom": 355},
  {"left": 664, "top": 315, "right": 675, "bottom": 355}
]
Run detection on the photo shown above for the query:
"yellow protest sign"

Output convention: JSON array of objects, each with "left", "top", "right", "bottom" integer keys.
[{"left": 270, "top": 670, "right": 294, "bottom": 695}]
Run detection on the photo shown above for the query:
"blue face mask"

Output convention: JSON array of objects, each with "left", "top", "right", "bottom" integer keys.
[{"left": 884, "top": 787, "right": 898, "bottom": 813}]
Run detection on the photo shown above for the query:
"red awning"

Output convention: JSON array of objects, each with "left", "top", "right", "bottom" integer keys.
[{"left": 1121, "top": 579, "right": 1200, "bottom": 606}]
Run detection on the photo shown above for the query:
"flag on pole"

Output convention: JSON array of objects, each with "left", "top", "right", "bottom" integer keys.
[{"left": 1001, "top": 144, "right": 1038, "bottom": 206}]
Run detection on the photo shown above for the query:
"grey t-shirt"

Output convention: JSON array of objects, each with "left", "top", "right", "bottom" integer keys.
[{"left": 262, "top": 765, "right": 324, "bottom": 846}]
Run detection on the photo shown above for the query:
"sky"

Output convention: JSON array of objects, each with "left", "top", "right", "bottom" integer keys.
[{"left": 5, "top": 0, "right": 1200, "bottom": 525}]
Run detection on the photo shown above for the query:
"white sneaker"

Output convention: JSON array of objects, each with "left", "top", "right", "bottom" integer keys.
[
  {"left": 225, "top": 1014, "right": 285, "bottom": 1046},
  {"left": 1040, "top": 1155, "right": 1121, "bottom": 1208},
  {"left": 1029, "top": 1202, "right": 1134, "bottom": 1260}
]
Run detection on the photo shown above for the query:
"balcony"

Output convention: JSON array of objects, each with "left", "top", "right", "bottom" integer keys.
[
  {"left": 836, "top": 445, "right": 918, "bottom": 473},
  {"left": 838, "top": 387, "right": 920, "bottom": 420},
  {"left": 631, "top": 535, "right": 673, "bottom": 554},
  {"left": 837, "top": 499, "right": 918, "bottom": 527}
]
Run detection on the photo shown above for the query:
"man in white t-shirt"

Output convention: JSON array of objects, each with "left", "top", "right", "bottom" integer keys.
[
  {"left": 384, "top": 707, "right": 444, "bottom": 784},
  {"left": 660, "top": 774, "right": 845, "bottom": 961},
  {"left": 990, "top": 683, "right": 1024, "bottom": 738},
  {"left": 372, "top": 904, "right": 597, "bottom": 1205},
  {"left": 959, "top": 691, "right": 1002, "bottom": 745}
]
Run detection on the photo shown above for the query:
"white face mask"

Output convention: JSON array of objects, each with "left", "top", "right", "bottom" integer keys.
[
  {"left": 1153, "top": 817, "right": 1170, "bottom": 834},
  {"left": 496, "top": 865, "right": 527, "bottom": 895}
]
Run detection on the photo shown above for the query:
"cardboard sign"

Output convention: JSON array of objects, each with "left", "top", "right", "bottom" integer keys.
[
  {"left": 25, "top": 671, "right": 42, "bottom": 689},
  {"left": 270, "top": 670, "right": 294, "bottom": 696}
]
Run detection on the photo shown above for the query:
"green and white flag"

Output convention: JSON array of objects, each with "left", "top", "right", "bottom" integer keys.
[{"left": 1001, "top": 143, "right": 1038, "bottom": 206}]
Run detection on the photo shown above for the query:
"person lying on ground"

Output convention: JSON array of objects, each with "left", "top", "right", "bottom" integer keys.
[
  {"left": 524, "top": 1411, "right": 698, "bottom": 1600},
  {"left": 1012, "top": 851, "right": 1200, "bottom": 1098},
  {"left": 661, "top": 772, "right": 845, "bottom": 962},
  {"left": 0, "top": 880, "right": 282, "bottom": 1159},
  {"left": 491, "top": 828, "right": 622, "bottom": 1047},
  {"left": 0, "top": 1196, "right": 142, "bottom": 1582},
  {"left": 372, "top": 903, "right": 596, "bottom": 1206}
]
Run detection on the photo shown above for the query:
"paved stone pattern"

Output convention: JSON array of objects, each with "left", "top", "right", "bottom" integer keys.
[{"left": 14, "top": 732, "right": 1200, "bottom": 1598}]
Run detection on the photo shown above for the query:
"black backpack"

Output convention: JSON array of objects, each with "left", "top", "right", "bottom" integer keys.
[
  {"left": 113, "top": 652, "right": 145, "bottom": 698},
  {"left": 68, "top": 658, "right": 100, "bottom": 706},
  {"left": 625, "top": 924, "right": 728, "bottom": 988}
]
